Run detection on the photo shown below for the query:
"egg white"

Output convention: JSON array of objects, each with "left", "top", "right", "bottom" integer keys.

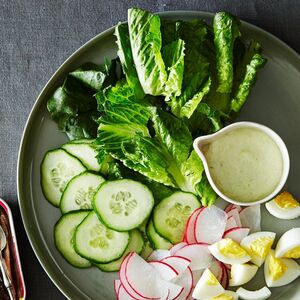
[
  {"left": 236, "top": 286, "right": 271, "bottom": 300},
  {"left": 229, "top": 263, "right": 258, "bottom": 286},
  {"left": 265, "top": 199, "right": 300, "bottom": 219},
  {"left": 240, "top": 231, "right": 275, "bottom": 266},
  {"left": 208, "top": 238, "right": 251, "bottom": 265},
  {"left": 264, "top": 250, "right": 300, "bottom": 287},
  {"left": 192, "top": 268, "right": 224, "bottom": 300},
  {"left": 275, "top": 228, "right": 300, "bottom": 259}
]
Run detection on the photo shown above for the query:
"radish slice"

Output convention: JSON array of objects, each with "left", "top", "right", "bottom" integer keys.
[
  {"left": 174, "top": 244, "right": 212, "bottom": 270},
  {"left": 209, "top": 259, "right": 224, "bottom": 283},
  {"left": 161, "top": 256, "right": 191, "bottom": 278},
  {"left": 240, "top": 205, "right": 261, "bottom": 233},
  {"left": 119, "top": 254, "right": 143, "bottom": 300},
  {"left": 114, "top": 279, "right": 122, "bottom": 296},
  {"left": 123, "top": 252, "right": 164, "bottom": 299},
  {"left": 220, "top": 263, "right": 229, "bottom": 289},
  {"left": 225, "top": 216, "right": 238, "bottom": 231},
  {"left": 192, "top": 270, "right": 203, "bottom": 287},
  {"left": 226, "top": 208, "right": 242, "bottom": 227},
  {"left": 149, "top": 261, "right": 178, "bottom": 281},
  {"left": 224, "top": 203, "right": 235, "bottom": 213},
  {"left": 170, "top": 242, "right": 187, "bottom": 255},
  {"left": 223, "top": 227, "right": 250, "bottom": 243},
  {"left": 194, "top": 205, "right": 227, "bottom": 244},
  {"left": 225, "top": 204, "right": 241, "bottom": 213},
  {"left": 147, "top": 250, "right": 171, "bottom": 262},
  {"left": 174, "top": 267, "right": 193, "bottom": 300},
  {"left": 118, "top": 285, "right": 136, "bottom": 300},
  {"left": 184, "top": 208, "right": 203, "bottom": 244}
]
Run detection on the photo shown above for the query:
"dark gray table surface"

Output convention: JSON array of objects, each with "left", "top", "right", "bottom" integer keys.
[{"left": 0, "top": 0, "right": 299, "bottom": 298}]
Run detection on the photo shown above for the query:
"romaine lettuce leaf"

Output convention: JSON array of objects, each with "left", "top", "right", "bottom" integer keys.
[
  {"left": 231, "top": 53, "right": 266, "bottom": 112},
  {"left": 128, "top": 8, "right": 167, "bottom": 95},
  {"left": 47, "top": 60, "right": 118, "bottom": 140},
  {"left": 115, "top": 23, "right": 145, "bottom": 99},
  {"left": 96, "top": 82, "right": 213, "bottom": 199},
  {"left": 231, "top": 40, "right": 267, "bottom": 112},
  {"left": 213, "top": 12, "right": 241, "bottom": 94},
  {"left": 162, "top": 39, "right": 185, "bottom": 100}
]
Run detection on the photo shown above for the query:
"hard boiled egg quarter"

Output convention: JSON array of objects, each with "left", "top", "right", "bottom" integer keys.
[
  {"left": 264, "top": 249, "right": 300, "bottom": 287},
  {"left": 265, "top": 191, "right": 300, "bottom": 220},
  {"left": 275, "top": 228, "right": 300, "bottom": 259},
  {"left": 208, "top": 238, "right": 251, "bottom": 265},
  {"left": 192, "top": 268, "right": 224, "bottom": 299},
  {"left": 240, "top": 232, "right": 275, "bottom": 266},
  {"left": 236, "top": 286, "right": 271, "bottom": 300},
  {"left": 212, "top": 290, "right": 238, "bottom": 300},
  {"left": 229, "top": 263, "right": 259, "bottom": 286}
]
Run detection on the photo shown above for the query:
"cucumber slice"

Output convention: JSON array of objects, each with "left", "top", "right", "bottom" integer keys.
[
  {"left": 41, "top": 149, "right": 86, "bottom": 206},
  {"left": 96, "top": 229, "right": 144, "bottom": 272},
  {"left": 74, "top": 211, "right": 129, "bottom": 263},
  {"left": 93, "top": 179, "right": 154, "bottom": 231},
  {"left": 60, "top": 171, "right": 105, "bottom": 214},
  {"left": 54, "top": 211, "right": 91, "bottom": 268},
  {"left": 146, "top": 219, "right": 172, "bottom": 250},
  {"left": 153, "top": 192, "right": 200, "bottom": 244},
  {"left": 62, "top": 141, "right": 101, "bottom": 172}
]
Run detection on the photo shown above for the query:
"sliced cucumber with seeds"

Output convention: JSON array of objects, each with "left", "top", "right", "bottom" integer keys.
[
  {"left": 74, "top": 211, "right": 129, "bottom": 263},
  {"left": 60, "top": 171, "right": 105, "bottom": 214},
  {"left": 153, "top": 192, "right": 200, "bottom": 244},
  {"left": 93, "top": 179, "right": 154, "bottom": 231},
  {"left": 41, "top": 149, "right": 86, "bottom": 206},
  {"left": 62, "top": 141, "right": 101, "bottom": 172},
  {"left": 146, "top": 219, "right": 173, "bottom": 250},
  {"left": 54, "top": 211, "right": 91, "bottom": 268},
  {"left": 96, "top": 229, "right": 144, "bottom": 272}
]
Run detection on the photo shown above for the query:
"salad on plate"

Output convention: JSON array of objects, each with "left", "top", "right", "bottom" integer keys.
[{"left": 39, "top": 7, "right": 300, "bottom": 300}]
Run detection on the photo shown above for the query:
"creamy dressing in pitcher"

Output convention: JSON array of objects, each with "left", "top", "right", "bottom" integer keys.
[{"left": 203, "top": 127, "right": 283, "bottom": 202}]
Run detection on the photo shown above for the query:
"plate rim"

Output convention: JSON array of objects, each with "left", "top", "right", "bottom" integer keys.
[{"left": 17, "top": 10, "right": 300, "bottom": 299}]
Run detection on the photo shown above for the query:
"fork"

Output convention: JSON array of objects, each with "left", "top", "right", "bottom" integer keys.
[{"left": 0, "top": 225, "right": 15, "bottom": 300}]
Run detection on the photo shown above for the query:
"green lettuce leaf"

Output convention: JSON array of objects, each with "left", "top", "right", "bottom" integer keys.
[
  {"left": 168, "top": 20, "right": 211, "bottom": 119},
  {"left": 128, "top": 8, "right": 167, "bottom": 95},
  {"left": 47, "top": 60, "right": 118, "bottom": 140},
  {"left": 115, "top": 23, "right": 145, "bottom": 99},
  {"left": 213, "top": 12, "right": 241, "bottom": 94},
  {"left": 231, "top": 40, "right": 267, "bottom": 112},
  {"left": 231, "top": 53, "right": 266, "bottom": 112},
  {"left": 96, "top": 82, "right": 212, "bottom": 199},
  {"left": 162, "top": 39, "right": 185, "bottom": 100}
]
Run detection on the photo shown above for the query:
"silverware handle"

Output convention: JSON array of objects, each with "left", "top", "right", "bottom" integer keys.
[
  {"left": 6, "top": 285, "right": 15, "bottom": 300},
  {"left": 0, "top": 253, "right": 16, "bottom": 300}
]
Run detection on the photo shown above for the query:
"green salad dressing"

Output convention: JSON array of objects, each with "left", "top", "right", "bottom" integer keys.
[{"left": 203, "top": 127, "right": 283, "bottom": 202}]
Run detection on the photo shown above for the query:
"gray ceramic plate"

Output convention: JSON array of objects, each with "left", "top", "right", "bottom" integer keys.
[{"left": 17, "top": 11, "right": 300, "bottom": 300}]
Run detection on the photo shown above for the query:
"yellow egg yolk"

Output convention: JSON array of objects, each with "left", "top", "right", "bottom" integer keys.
[
  {"left": 274, "top": 191, "right": 299, "bottom": 209},
  {"left": 218, "top": 238, "right": 248, "bottom": 258},
  {"left": 268, "top": 252, "right": 287, "bottom": 281},
  {"left": 284, "top": 246, "right": 300, "bottom": 259},
  {"left": 206, "top": 270, "right": 219, "bottom": 285},
  {"left": 248, "top": 237, "right": 274, "bottom": 258},
  {"left": 212, "top": 294, "right": 234, "bottom": 300}
]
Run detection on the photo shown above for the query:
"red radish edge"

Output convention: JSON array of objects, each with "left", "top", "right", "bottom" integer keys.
[
  {"left": 184, "top": 208, "right": 202, "bottom": 244},
  {"left": 124, "top": 253, "right": 161, "bottom": 300},
  {"left": 119, "top": 254, "right": 141, "bottom": 300},
  {"left": 162, "top": 255, "right": 191, "bottom": 264},
  {"left": 193, "top": 207, "right": 207, "bottom": 244},
  {"left": 173, "top": 267, "right": 194, "bottom": 300},
  {"left": 114, "top": 280, "right": 121, "bottom": 296},
  {"left": 149, "top": 260, "right": 179, "bottom": 276},
  {"left": 223, "top": 226, "right": 248, "bottom": 236}
]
